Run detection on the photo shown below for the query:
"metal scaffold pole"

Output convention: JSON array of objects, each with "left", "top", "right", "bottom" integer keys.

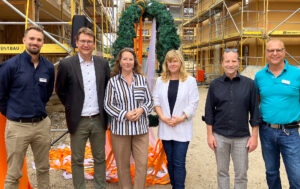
[
  {"left": 2, "top": 0, "right": 71, "bottom": 54},
  {"left": 267, "top": 8, "right": 300, "bottom": 35},
  {"left": 240, "top": 0, "right": 244, "bottom": 72},
  {"left": 0, "top": 22, "right": 70, "bottom": 25},
  {"left": 223, "top": 0, "right": 240, "bottom": 35},
  {"left": 93, "top": 0, "right": 97, "bottom": 49}
]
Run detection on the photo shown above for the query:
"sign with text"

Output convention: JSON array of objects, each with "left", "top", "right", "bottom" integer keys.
[{"left": 0, "top": 44, "right": 69, "bottom": 54}]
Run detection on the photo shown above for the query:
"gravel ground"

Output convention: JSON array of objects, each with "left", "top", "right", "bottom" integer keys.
[{"left": 26, "top": 85, "right": 290, "bottom": 189}]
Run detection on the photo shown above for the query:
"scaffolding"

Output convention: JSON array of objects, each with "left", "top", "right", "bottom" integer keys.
[
  {"left": 180, "top": 0, "right": 198, "bottom": 76},
  {"left": 0, "top": 0, "right": 118, "bottom": 138},
  {"left": 0, "top": 0, "right": 117, "bottom": 60},
  {"left": 181, "top": 0, "right": 300, "bottom": 75}
]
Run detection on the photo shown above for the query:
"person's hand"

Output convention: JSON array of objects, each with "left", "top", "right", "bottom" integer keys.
[
  {"left": 125, "top": 108, "right": 144, "bottom": 122},
  {"left": 125, "top": 110, "right": 137, "bottom": 121},
  {"left": 160, "top": 116, "right": 173, "bottom": 126},
  {"left": 207, "top": 134, "right": 217, "bottom": 151},
  {"left": 132, "top": 108, "right": 144, "bottom": 121},
  {"left": 246, "top": 135, "right": 258, "bottom": 152},
  {"left": 170, "top": 116, "right": 185, "bottom": 126}
]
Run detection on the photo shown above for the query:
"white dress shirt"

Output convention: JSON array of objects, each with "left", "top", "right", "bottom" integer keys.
[{"left": 79, "top": 54, "right": 99, "bottom": 116}]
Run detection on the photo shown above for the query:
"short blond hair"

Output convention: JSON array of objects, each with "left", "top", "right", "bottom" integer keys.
[{"left": 161, "top": 49, "right": 188, "bottom": 82}]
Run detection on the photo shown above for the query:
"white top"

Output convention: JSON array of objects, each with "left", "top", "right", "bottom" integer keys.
[
  {"left": 79, "top": 54, "right": 99, "bottom": 116},
  {"left": 153, "top": 76, "right": 199, "bottom": 142}
]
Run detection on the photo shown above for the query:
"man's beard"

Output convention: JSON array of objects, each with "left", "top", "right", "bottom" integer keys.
[{"left": 27, "top": 47, "right": 40, "bottom": 55}]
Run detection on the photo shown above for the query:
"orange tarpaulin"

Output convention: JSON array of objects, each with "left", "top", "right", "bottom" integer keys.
[
  {"left": 49, "top": 130, "right": 170, "bottom": 185},
  {"left": 138, "top": 17, "right": 143, "bottom": 65},
  {"left": 0, "top": 113, "right": 32, "bottom": 189}
]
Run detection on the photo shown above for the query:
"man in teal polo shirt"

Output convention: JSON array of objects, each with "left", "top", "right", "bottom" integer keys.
[{"left": 255, "top": 39, "right": 300, "bottom": 189}]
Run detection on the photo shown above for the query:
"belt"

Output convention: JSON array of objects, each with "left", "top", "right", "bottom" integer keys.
[
  {"left": 12, "top": 116, "right": 46, "bottom": 123},
  {"left": 81, "top": 114, "right": 99, "bottom": 119},
  {"left": 262, "top": 121, "right": 299, "bottom": 129}
]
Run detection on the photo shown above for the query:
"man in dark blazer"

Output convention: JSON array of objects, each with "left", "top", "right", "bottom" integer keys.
[{"left": 55, "top": 27, "right": 110, "bottom": 189}]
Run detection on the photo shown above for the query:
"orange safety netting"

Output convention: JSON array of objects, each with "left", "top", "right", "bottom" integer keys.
[
  {"left": 49, "top": 129, "right": 170, "bottom": 186},
  {"left": 0, "top": 113, "right": 32, "bottom": 189}
]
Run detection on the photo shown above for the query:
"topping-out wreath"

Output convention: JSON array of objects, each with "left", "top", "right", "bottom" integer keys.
[{"left": 112, "top": 0, "right": 181, "bottom": 72}]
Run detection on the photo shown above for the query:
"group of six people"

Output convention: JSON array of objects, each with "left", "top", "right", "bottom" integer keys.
[{"left": 0, "top": 26, "right": 299, "bottom": 189}]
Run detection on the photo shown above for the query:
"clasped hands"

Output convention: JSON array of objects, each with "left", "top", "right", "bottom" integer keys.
[
  {"left": 161, "top": 115, "right": 185, "bottom": 127},
  {"left": 125, "top": 108, "right": 144, "bottom": 122}
]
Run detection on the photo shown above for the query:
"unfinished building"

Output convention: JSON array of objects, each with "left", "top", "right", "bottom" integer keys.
[{"left": 182, "top": 0, "right": 300, "bottom": 75}]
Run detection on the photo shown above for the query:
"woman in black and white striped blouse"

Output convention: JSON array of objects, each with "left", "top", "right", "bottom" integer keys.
[{"left": 104, "top": 48, "right": 153, "bottom": 189}]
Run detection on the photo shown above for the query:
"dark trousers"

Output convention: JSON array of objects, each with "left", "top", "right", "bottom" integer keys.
[
  {"left": 162, "top": 140, "right": 189, "bottom": 189},
  {"left": 70, "top": 116, "right": 106, "bottom": 189}
]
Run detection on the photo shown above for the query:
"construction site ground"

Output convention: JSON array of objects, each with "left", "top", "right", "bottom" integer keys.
[{"left": 26, "top": 87, "right": 290, "bottom": 189}]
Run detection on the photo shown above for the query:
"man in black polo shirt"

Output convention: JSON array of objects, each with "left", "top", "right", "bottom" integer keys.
[
  {"left": 0, "top": 26, "right": 54, "bottom": 189},
  {"left": 204, "top": 49, "right": 260, "bottom": 189}
]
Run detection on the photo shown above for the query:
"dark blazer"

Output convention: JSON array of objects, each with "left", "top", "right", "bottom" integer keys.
[{"left": 55, "top": 54, "right": 110, "bottom": 134}]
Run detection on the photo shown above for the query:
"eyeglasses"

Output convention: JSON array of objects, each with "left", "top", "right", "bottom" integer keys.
[
  {"left": 224, "top": 48, "right": 238, "bottom": 53},
  {"left": 78, "top": 40, "right": 94, "bottom": 45},
  {"left": 266, "top": 48, "right": 285, "bottom": 53}
]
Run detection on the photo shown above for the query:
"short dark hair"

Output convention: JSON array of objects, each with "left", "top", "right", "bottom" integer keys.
[
  {"left": 76, "top": 27, "right": 95, "bottom": 42},
  {"left": 24, "top": 26, "right": 44, "bottom": 38}
]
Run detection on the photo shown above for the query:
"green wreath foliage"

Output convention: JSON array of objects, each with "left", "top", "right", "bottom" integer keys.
[{"left": 112, "top": 0, "right": 181, "bottom": 72}]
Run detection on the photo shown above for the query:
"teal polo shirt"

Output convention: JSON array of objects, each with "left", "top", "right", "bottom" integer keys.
[{"left": 254, "top": 60, "right": 300, "bottom": 124}]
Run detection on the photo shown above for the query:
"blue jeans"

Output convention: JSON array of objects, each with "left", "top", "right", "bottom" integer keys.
[
  {"left": 260, "top": 123, "right": 300, "bottom": 189},
  {"left": 162, "top": 140, "right": 189, "bottom": 189}
]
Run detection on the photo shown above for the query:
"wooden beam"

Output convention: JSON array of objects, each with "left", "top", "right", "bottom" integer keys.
[{"left": 0, "top": 1, "right": 26, "bottom": 5}]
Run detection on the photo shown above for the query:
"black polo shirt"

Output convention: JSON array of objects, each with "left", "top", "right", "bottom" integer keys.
[{"left": 204, "top": 73, "right": 260, "bottom": 138}]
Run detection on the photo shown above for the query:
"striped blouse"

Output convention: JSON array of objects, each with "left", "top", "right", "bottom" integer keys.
[{"left": 104, "top": 73, "right": 154, "bottom": 135}]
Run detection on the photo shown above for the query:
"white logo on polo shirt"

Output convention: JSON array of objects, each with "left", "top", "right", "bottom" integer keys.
[
  {"left": 281, "top": 79, "right": 290, "bottom": 85},
  {"left": 39, "top": 78, "right": 47, "bottom": 82}
]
